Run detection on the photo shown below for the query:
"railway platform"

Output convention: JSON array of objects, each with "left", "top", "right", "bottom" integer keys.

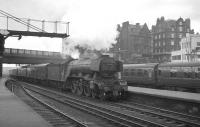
[
  {"left": 0, "top": 78, "right": 52, "bottom": 127},
  {"left": 128, "top": 86, "right": 200, "bottom": 103}
]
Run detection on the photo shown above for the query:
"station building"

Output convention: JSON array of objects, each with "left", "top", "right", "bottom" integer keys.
[{"left": 171, "top": 34, "right": 200, "bottom": 62}]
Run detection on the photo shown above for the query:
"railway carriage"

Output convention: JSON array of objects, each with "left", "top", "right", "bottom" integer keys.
[
  {"left": 122, "top": 61, "right": 200, "bottom": 92},
  {"left": 157, "top": 62, "right": 200, "bottom": 91},
  {"left": 123, "top": 63, "right": 158, "bottom": 86}
]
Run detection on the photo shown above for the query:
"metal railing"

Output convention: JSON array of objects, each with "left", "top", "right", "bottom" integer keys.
[
  {"left": 0, "top": 10, "right": 69, "bottom": 35},
  {"left": 4, "top": 48, "right": 63, "bottom": 57}
]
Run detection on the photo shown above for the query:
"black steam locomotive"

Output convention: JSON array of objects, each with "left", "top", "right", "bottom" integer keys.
[
  {"left": 122, "top": 61, "right": 200, "bottom": 92},
  {"left": 9, "top": 54, "right": 128, "bottom": 100}
]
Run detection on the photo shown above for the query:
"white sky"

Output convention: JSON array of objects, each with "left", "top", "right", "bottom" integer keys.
[{"left": 0, "top": 0, "right": 200, "bottom": 52}]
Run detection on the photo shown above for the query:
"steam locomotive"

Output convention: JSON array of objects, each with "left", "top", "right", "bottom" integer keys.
[
  {"left": 9, "top": 54, "right": 128, "bottom": 100},
  {"left": 122, "top": 61, "right": 200, "bottom": 92}
]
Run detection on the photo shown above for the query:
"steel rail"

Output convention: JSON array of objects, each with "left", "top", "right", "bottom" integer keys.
[
  {"left": 22, "top": 84, "right": 168, "bottom": 127},
  {"left": 22, "top": 86, "right": 89, "bottom": 127}
]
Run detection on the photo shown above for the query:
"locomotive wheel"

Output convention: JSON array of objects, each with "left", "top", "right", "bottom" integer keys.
[
  {"left": 71, "top": 82, "right": 77, "bottom": 94},
  {"left": 99, "top": 91, "right": 106, "bottom": 101},
  {"left": 77, "top": 84, "right": 84, "bottom": 95},
  {"left": 120, "top": 91, "right": 128, "bottom": 100},
  {"left": 84, "top": 86, "right": 91, "bottom": 97},
  {"left": 91, "top": 89, "right": 97, "bottom": 98}
]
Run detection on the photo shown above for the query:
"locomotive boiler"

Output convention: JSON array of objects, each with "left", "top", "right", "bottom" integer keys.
[{"left": 9, "top": 54, "right": 128, "bottom": 100}]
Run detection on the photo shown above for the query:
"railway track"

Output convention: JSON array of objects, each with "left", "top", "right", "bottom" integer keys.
[
  {"left": 19, "top": 81, "right": 200, "bottom": 127},
  {"left": 7, "top": 81, "right": 88, "bottom": 127},
  {"left": 107, "top": 101, "right": 200, "bottom": 127},
  {"left": 21, "top": 82, "right": 168, "bottom": 127},
  {"left": 8, "top": 79, "right": 200, "bottom": 127}
]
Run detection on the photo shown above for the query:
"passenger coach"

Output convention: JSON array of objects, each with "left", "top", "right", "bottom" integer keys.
[{"left": 123, "top": 61, "right": 200, "bottom": 92}]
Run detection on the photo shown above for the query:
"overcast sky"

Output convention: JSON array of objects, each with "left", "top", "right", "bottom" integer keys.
[{"left": 1, "top": 0, "right": 200, "bottom": 52}]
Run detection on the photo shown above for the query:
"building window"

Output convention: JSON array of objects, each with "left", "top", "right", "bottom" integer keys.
[
  {"left": 197, "top": 42, "right": 200, "bottom": 46},
  {"left": 163, "top": 34, "right": 165, "bottom": 38},
  {"left": 131, "top": 28, "right": 134, "bottom": 32},
  {"left": 179, "top": 27, "right": 183, "bottom": 32},
  {"left": 155, "top": 43, "right": 157, "bottom": 47},
  {"left": 159, "top": 34, "right": 161, "bottom": 39},
  {"left": 187, "top": 29, "right": 190, "bottom": 32},
  {"left": 178, "top": 34, "right": 182, "bottom": 38},
  {"left": 171, "top": 33, "right": 174, "bottom": 38},
  {"left": 171, "top": 27, "right": 175, "bottom": 31},
  {"left": 179, "top": 21, "right": 183, "bottom": 25},
  {"left": 163, "top": 41, "right": 165, "bottom": 46},
  {"left": 172, "top": 55, "right": 181, "bottom": 60},
  {"left": 182, "top": 54, "right": 186, "bottom": 60},
  {"left": 155, "top": 35, "right": 157, "bottom": 39},
  {"left": 182, "top": 43, "right": 184, "bottom": 49},
  {"left": 171, "top": 41, "right": 174, "bottom": 45}
]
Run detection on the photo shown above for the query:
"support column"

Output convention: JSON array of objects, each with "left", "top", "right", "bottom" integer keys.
[{"left": 0, "top": 34, "right": 5, "bottom": 77}]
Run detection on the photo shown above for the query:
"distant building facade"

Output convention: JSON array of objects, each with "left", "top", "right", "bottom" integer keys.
[
  {"left": 112, "top": 21, "right": 152, "bottom": 63},
  {"left": 171, "top": 34, "right": 200, "bottom": 62},
  {"left": 152, "top": 17, "right": 193, "bottom": 62}
]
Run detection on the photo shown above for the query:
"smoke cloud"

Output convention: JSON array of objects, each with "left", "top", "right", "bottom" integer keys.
[{"left": 61, "top": 0, "right": 120, "bottom": 58}]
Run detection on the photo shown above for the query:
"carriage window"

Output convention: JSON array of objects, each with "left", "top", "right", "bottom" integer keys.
[
  {"left": 131, "top": 69, "right": 135, "bottom": 76},
  {"left": 144, "top": 70, "right": 148, "bottom": 76},
  {"left": 158, "top": 70, "right": 161, "bottom": 75},
  {"left": 124, "top": 69, "right": 129, "bottom": 76},
  {"left": 195, "top": 72, "right": 198, "bottom": 78},
  {"left": 137, "top": 69, "right": 143, "bottom": 76},
  {"left": 194, "top": 72, "right": 200, "bottom": 79},
  {"left": 170, "top": 72, "right": 176, "bottom": 77},
  {"left": 184, "top": 72, "right": 192, "bottom": 78}
]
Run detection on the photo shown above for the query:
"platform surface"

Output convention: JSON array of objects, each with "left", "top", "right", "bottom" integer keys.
[
  {"left": 0, "top": 78, "right": 52, "bottom": 127},
  {"left": 129, "top": 86, "right": 200, "bottom": 103}
]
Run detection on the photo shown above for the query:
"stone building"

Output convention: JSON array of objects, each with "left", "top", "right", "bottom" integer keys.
[
  {"left": 152, "top": 16, "right": 194, "bottom": 62},
  {"left": 112, "top": 21, "right": 152, "bottom": 63},
  {"left": 171, "top": 34, "right": 200, "bottom": 62}
]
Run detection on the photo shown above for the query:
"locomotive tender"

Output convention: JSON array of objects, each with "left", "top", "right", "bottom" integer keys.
[
  {"left": 9, "top": 54, "right": 128, "bottom": 100},
  {"left": 123, "top": 62, "right": 200, "bottom": 92}
]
